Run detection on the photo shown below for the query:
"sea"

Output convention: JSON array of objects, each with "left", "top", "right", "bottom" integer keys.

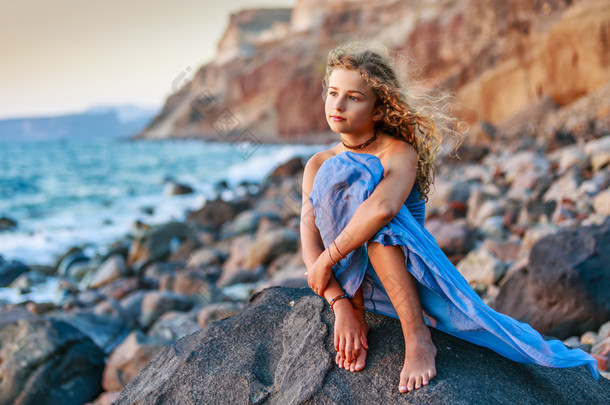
[{"left": 0, "top": 137, "right": 328, "bottom": 268}]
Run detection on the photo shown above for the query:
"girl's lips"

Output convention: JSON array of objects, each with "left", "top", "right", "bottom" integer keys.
[{"left": 330, "top": 116, "right": 345, "bottom": 122}]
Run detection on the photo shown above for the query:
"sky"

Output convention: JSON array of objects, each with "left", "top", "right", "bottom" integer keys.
[{"left": 0, "top": 0, "right": 296, "bottom": 120}]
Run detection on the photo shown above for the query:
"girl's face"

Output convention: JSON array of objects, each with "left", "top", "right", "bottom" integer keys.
[{"left": 325, "top": 68, "right": 380, "bottom": 137}]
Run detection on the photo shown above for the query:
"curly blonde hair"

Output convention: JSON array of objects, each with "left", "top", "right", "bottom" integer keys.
[{"left": 322, "top": 41, "right": 462, "bottom": 202}]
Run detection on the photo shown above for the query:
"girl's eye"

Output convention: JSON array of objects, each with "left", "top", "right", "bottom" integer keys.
[
  {"left": 329, "top": 91, "right": 337, "bottom": 96},
  {"left": 349, "top": 96, "right": 360, "bottom": 101}
]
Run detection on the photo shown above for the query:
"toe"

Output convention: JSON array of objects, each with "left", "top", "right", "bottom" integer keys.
[
  {"left": 406, "top": 376, "right": 415, "bottom": 392},
  {"left": 414, "top": 376, "right": 422, "bottom": 389},
  {"left": 422, "top": 374, "right": 429, "bottom": 386},
  {"left": 354, "top": 348, "right": 367, "bottom": 371},
  {"left": 399, "top": 374, "right": 409, "bottom": 394}
]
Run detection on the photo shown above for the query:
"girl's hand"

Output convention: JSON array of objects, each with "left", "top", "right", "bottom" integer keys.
[{"left": 305, "top": 250, "right": 333, "bottom": 296}]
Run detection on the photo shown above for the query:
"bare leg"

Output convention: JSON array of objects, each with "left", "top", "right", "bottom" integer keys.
[
  {"left": 367, "top": 242, "right": 437, "bottom": 393},
  {"left": 323, "top": 274, "right": 369, "bottom": 371}
]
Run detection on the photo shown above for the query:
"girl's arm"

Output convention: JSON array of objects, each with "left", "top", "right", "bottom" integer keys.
[
  {"left": 334, "top": 143, "right": 418, "bottom": 255},
  {"left": 301, "top": 152, "right": 351, "bottom": 299},
  {"left": 307, "top": 143, "right": 418, "bottom": 294}
]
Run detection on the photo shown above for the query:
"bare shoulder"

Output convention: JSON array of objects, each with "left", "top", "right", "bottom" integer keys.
[
  {"left": 379, "top": 138, "right": 418, "bottom": 172},
  {"left": 302, "top": 147, "right": 340, "bottom": 192},
  {"left": 304, "top": 148, "right": 340, "bottom": 177}
]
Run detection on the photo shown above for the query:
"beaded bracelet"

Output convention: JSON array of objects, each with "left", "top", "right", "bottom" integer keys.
[{"left": 329, "top": 294, "right": 349, "bottom": 311}]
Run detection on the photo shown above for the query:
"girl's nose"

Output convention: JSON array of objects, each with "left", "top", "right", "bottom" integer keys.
[{"left": 333, "top": 96, "right": 345, "bottom": 112}]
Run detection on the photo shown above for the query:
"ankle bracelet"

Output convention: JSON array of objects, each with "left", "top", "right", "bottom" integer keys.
[{"left": 329, "top": 294, "right": 349, "bottom": 311}]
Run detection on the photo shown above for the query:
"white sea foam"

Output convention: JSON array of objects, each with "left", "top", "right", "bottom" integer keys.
[{"left": 0, "top": 139, "right": 328, "bottom": 267}]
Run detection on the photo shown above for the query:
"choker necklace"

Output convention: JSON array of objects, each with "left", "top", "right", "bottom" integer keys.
[{"left": 341, "top": 131, "right": 377, "bottom": 150}]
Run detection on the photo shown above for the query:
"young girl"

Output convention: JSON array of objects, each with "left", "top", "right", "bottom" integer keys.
[{"left": 300, "top": 41, "right": 599, "bottom": 394}]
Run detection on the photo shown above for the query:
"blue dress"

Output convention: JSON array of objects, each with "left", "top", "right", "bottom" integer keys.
[{"left": 309, "top": 151, "right": 599, "bottom": 379}]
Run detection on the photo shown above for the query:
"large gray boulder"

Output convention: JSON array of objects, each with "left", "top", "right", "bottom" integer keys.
[
  {"left": 115, "top": 287, "right": 610, "bottom": 405},
  {"left": 495, "top": 217, "right": 610, "bottom": 339},
  {"left": 0, "top": 307, "right": 105, "bottom": 405}
]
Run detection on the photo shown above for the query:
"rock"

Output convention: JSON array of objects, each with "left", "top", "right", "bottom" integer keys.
[
  {"left": 427, "top": 178, "right": 474, "bottom": 214},
  {"left": 86, "top": 391, "right": 121, "bottom": 405},
  {"left": 478, "top": 215, "right": 507, "bottom": 239},
  {"left": 172, "top": 267, "right": 216, "bottom": 302},
  {"left": 164, "top": 180, "right": 194, "bottom": 196},
  {"left": 517, "top": 224, "right": 560, "bottom": 258},
  {"left": 591, "top": 150, "right": 610, "bottom": 172},
  {"left": 254, "top": 177, "right": 306, "bottom": 221},
  {"left": 503, "top": 151, "right": 550, "bottom": 184},
  {"left": 0, "top": 216, "right": 17, "bottom": 231},
  {"left": 48, "top": 312, "right": 130, "bottom": 355},
  {"left": 127, "top": 221, "right": 198, "bottom": 269},
  {"left": 218, "top": 234, "right": 259, "bottom": 286},
  {"left": 246, "top": 227, "right": 299, "bottom": 269},
  {"left": 25, "top": 301, "right": 58, "bottom": 315},
  {"left": 139, "top": 291, "right": 193, "bottom": 329},
  {"left": 555, "top": 145, "right": 587, "bottom": 173},
  {"left": 543, "top": 169, "right": 583, "bottom": 203},
  {"left": 480, "top": 238, "right": 521, "bottom": 263},
  {"left": 0, "top": 258, "right": 28, "bottom": 287},
  {"left": 592, "top": 336, "right": 610, "bottom": 357},
  {"left": 142, "top": 261, "right": 182, "bottom": 282},
  {"left": 508, "top": 170, "right": 550, "bottom": 200},
  {"left": 562, "top": 336, "right": 591, "bottom": 353},
  {"left": 425, "top": 219, "right": 470, "bottom": 256},
  {"left": 584, "top": 136, "right": 610, "bottom": 160},
  {"left": 266, "top": 156, "right": 304, "bottom": 181},
  {"left": 581, "top": 331, "right": 600, "bottom": 347},
  {"left": 0, "top": 308, "right": 104, "bottom": 405},
  {"left": 196, "top": 302, "right": 243, "bottom": 329},
  {"left": 592, "top": 353, "right": 609, "bottom": 372},
  {"left": 56, "top": 247, "right": 91, "bottom": 278},
  {"left": 580, "top": 167, "right": 610, "bottom": 197},
  {"left": 102, "top": 331, "right": 168, "bottom": 392},
  {"left": 148, "top": 311, "right": 201, "bottom": 342},
  {"left": 218, "top": 227, "right": 299, "bottom": 287},
  {"left": 186, "top": 247, "right": 224, "bottom": 268},
  {"left": 494, "top": 218, "right": 610, "bottom": 339},
  {"left": 467, "top": 192, "right": 502, "bottom": 227},
  {"left": 97, "top": 277, "right": 140, "bottom": 300},
  {"left": 593, "top": 189, "right": 610, "bottom": 215},
  {"left": 219, "top": 209, "right": 280, "bottom": 239},
  {"left": 456, "top": 247, "right": 507, "bottom": 286},
  {"left": 89, "top": 254, "right": 130, "bottom": 289},
  {"left": 114, "top": 287, "right": 610, "bottom": 405},
  {"left": 599, "top": 320, "right": 610, "bottom": 340},
  {"left": 9, "top": 269, "right": 47, "bottom": 291},
  {"left": 185, "top": 198, "right": 241, "bottom": 230},
  {"left": 116, "top": 290, "right": 148, "bottom": 328},
  {"left": 517, "top": 198, "right": 557, "bottom": 225}
]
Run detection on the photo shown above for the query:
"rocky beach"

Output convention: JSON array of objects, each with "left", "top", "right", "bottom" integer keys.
[
  {"left": 1, "top": 0, "right": 610, "bottom": 403},
  {"left": 1, "top": 85, "right": 610, "bottom": 403}
]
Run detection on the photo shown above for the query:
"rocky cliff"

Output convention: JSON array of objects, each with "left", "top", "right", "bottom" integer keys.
[{"left": 135, "top": 0, "right": 610, "bottom": 143}]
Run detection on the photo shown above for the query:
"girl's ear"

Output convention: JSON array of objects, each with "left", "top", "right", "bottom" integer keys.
[{"left": 372, "top": 107, "right": 383, "bottom": 121}]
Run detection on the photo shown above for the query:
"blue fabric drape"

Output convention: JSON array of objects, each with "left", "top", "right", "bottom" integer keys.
[{"left": 309, "top": 151, "right": 599, "bottom": 379}]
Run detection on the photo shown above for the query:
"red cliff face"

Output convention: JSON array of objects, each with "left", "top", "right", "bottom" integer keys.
[{"left": 135, "top": 0, "right": 610, "bottom": 143}]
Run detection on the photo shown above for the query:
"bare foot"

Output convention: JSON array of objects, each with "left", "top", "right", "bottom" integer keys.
[
  {"left": 335, "top": 303, "right": 369, "bottom": 372},
  {"left": 399, "top": 324, "right": 437, "bottom": 393},
  {"left": 332, "top": 299, "right": 368, "bottom": 371}
]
